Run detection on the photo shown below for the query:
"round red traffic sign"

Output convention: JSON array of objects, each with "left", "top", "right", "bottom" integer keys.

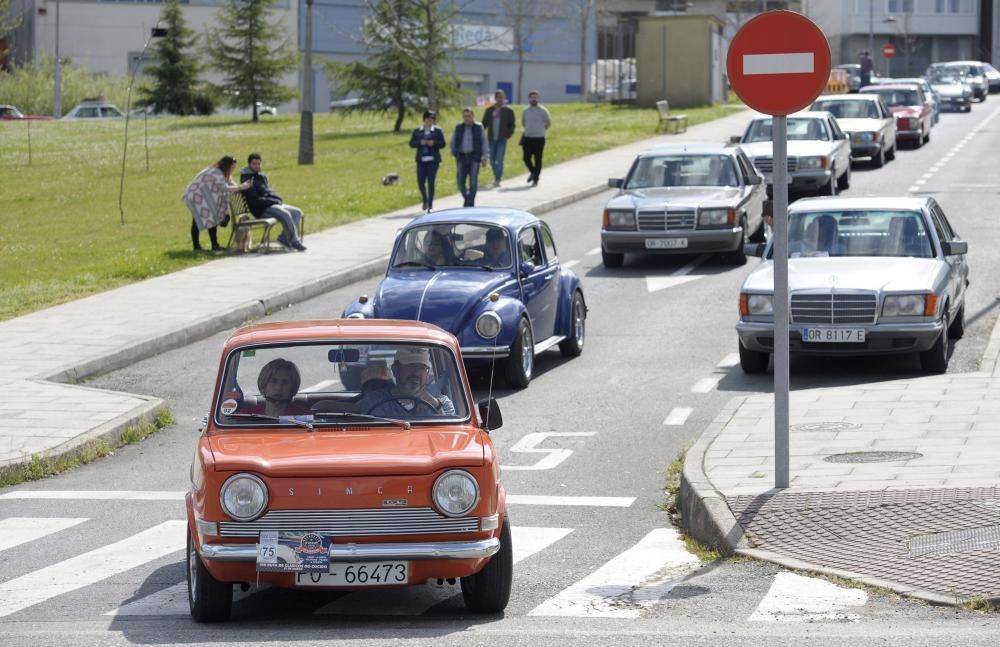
[
  {"left": 882, "top": 43, "right": 896, "bottom": 58},
  {"left": 726, "top": 11, "right": 832, "bottom": 116}
]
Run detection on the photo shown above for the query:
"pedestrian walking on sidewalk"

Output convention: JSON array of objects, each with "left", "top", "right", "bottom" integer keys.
[
  {"left": 409, "top": 110, "right": 446, "bottom": 212},
  {"left": 482, "top": 89, "right": 516, "bottom": 187},
  {"left": 450, "top": 108, "right": 490, "bottom": 207},
  {"left": 182, "top": 155, "right": 251, "bottom": 252},
  {"left": 240, "top": 153, "right": 307, "bottom": 252},
  {"left": 520, "top": 90, "right": 551, "bottom": 187}
]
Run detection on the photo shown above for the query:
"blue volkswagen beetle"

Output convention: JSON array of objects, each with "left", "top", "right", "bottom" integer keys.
[{"left": 342, "top": 208, "right": 587, "bottom": 388}]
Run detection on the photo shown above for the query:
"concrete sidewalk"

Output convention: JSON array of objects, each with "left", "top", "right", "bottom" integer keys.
[
  {"left": 681, "top": 319, "right": 1000, "bottom": 605},
  {"left": 0, "top": 108, "right": 756, "bottom": 477}
]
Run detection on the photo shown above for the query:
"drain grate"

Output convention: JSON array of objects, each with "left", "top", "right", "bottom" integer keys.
[
  {"left": 824, "top": 451, "right": 923, "bottom": 464},
  {"left": 909, "top": 525, "right": 1000, "bottom": 557},
  {"left": 791, "top": 422, "right": 863, "bottom": 432}
]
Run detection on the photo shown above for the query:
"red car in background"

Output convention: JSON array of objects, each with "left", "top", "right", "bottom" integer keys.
[
  {"left": 0, "top": 104, "right": 53, "bottom": 121},
  {"left": 859, "top": 83, "right": 933, "bottom": 148}
]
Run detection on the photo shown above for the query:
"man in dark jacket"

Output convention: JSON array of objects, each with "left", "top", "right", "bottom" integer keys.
[
  {"left": 482, "top": 89, "right": 515, "bottom": 187},
  {"left": 450, "top": 108, "right": 490, "bottom": 207},
  {"left": 240, "top": 153, "right": 306, "bottom": 252}
]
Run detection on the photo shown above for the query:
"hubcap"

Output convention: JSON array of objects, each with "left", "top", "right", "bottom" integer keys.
[
  {"left": 521, "top": 322, "right": 534, "bottom": 378},
  {"left": 573, "top": 300, "right": 585, "bottom": 347}
]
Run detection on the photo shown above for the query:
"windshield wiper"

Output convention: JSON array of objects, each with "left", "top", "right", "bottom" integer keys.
[
  {"left": 225, "top": 412, "right": 314, "bottom": 431},
  {"left": 392, "top": 261, "right": 437, "bottom": 270},
  {"left": 312, "top": 411, "right": 411, "bottom": 430}
]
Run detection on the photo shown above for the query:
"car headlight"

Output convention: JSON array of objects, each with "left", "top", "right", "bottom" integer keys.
[
  {"left": 882, "top": 294, "right": 932, "bottom": 317},
  {"left": 853, "top": 131, "right": 875, "bottom": 143},
  {"left": 699, "top": 208, "right": 735, "bottom": 226},
  {"left": 798, "top": 156, "right": 828, "bottom": 170},
  {"left": 220, "top": 473, "right": 268, "bottom": 521},
  {"left": 475, "top": 311, "right": 502, "bottom": 339},
  {"left": 904, "top": 117, "right": 919, "bottom": 129},
  {"left": 740, "top": 293, "right": 774, "bottom": 316},
  {"left": 433, "top": 470, "right": 479, "bottom": 517},
  {"left": 604, "top": 210, "right": 635, "bottom": 228}
]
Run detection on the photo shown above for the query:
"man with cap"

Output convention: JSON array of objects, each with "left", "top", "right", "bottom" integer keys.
[
  {"left": 357, "top": 346, "right": 455, "bottom": 416},
  {"left": 481, "top": 227, "right": 512, "bottom": 268}
]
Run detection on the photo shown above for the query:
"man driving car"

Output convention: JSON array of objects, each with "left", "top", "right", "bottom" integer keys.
[{"left": 356, "top": 347, "right": 455, "bottom": 416}]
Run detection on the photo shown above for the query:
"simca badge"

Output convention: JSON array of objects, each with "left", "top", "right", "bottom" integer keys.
[{"left": 383, "top": 499, "right": 408, "bottom": 507}]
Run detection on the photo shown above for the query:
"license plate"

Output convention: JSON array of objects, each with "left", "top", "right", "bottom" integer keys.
[
  {"left": 645, "top": 238, "right": 687, "bottom": 249},
  {"left": 294, "top": 561, "right": 409, "bottom": 587},
  {"left": 802, "top": 328, "right": 866, "bottom": 343}
]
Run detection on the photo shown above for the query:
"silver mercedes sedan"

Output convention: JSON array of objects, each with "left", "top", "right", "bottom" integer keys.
[
  {"left": 736, "top": 196, "right": 969, "bottom": 374},
  {"left": 601, "top": 143, "right": 767, "bottom": 268}
]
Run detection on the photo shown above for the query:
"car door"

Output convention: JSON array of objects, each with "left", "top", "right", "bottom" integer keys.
[
  {"left": 877, "top": 97, "right": 896, "bottom": 150},
  {"left": 928, "top": 201, "right": 968, "bottom": 317},
  {"left": 517, "top": 225, "right": 558, "bottom": 342},
  {"left": 826, "top": 115, "right": 851, "bottom": 172},
  {"left": 735, "top": 151, "right": 764, "bottom": 232}
]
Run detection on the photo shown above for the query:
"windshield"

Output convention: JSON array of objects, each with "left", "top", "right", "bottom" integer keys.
[
  {"left": 866, "top": 89, "right": 919, "bottom": 106},
  {"left": 625, "top": 154, "right": 739, "bottom": 188},
  {"left": 744, "top": 117, "right": 830, "bottom": 142},
  {"left": 767, "top": 210, "right": 933, "bottom": 259},
  {"left": 812, "top": 99, "right": 880, "bottom": 119},
  {"left": 216, "top": 341, "right": 470, "bottom": 425},
  {"left": 391, "top": 223, "right": 513, "bottom": 270}
]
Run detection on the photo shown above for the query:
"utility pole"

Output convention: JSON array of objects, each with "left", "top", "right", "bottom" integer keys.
[
  {"left": 868, "top": 0, "right": 874, "bottom": 59},
  {"left": 298, "top": 0, "right": 315, "bottom": 165},
  {"left": 53, "top": 0, "right": 61, "bottom": 118}
]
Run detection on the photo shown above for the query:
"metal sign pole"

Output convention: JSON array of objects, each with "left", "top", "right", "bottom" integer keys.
[{"left": 773, "top": 114, "right": 790, "bottom": 489}]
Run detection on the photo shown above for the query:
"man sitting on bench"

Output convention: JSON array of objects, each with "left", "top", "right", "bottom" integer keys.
[{"left": 240, "top": 152, "right": 307, "bottom": 252}]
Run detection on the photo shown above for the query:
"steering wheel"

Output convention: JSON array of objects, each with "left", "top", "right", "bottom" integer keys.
[{"left": 365, "top": 397, "right": 438, "bottom": 416}]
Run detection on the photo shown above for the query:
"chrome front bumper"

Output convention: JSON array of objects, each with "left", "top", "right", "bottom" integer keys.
[
  {"left": 601, "top": 227, "right": 743, "bottom": 254},
  {"left": 461, "top": 345, "right": 511, "bottom": 359},
  {"left": 201, "top": 537, "right": 501, "bottom": 563},
  {"left": 736, "top": 320, "right": 945, "bottom": 354}
]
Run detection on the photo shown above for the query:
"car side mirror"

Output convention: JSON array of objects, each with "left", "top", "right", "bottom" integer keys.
[
  {"left": 835, "top": 132, "right": 847, "bottom": 140},
  {"left": 744, "top": 243, "right": 766, "bottom": 258},
  {"left": 519, "top": 261, "right": 535, "bottom": 277},
  {"left": 941, "top": 241, "right": 967, "bottom": 255},
  {"left": 747, "top": 174, "right": 763, "bottom": 185},
  {"left": 608, "top": 178, "right": 624, "bottom": 189},
  {"left": 729, "top": 135, "right": 742, "bottom": 144},
  {"left": 478, "top": 398, "right": 503, "bottom": 431}
]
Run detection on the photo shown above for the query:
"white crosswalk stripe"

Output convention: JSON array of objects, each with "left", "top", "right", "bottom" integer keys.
[
  {"left": 749, "top": 572, "right": 867, "bottom": 622},
  {"left": 527, "top": 528, "right": 702, "bottom": 618},
  {"left": 0, "top": 520, "right": 185, "bottom": 618},
  {"left": 0, "top": 517, "right": 88, "bottom": 553}
]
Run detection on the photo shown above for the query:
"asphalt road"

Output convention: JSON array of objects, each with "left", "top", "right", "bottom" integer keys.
[{"left": 2, "top": 100, "right": 1000, "bottom": 645}]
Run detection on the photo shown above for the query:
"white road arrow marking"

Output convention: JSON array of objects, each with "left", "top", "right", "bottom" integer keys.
[
  {"left": 501, "top": 432, "right": 596, "bottom": 471},
  {"left": 749, "top": 572, "right": 867, "bottom": 622},
  {"left": 645, "top": 275, "right": 702, "bottom": 293},
  {"left": 743, "top": 52, "right": 815, "bottom": 75},
  {"left": 663, "top": 408, "right": 694, "bottom": 426}
]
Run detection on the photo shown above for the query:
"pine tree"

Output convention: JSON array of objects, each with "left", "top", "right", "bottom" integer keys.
[
  {"left": 137, "top": 0, "right": 205, "bottom": 115},
  {"left": 204, "top": 0, "right": 298, "bottom": 122}
]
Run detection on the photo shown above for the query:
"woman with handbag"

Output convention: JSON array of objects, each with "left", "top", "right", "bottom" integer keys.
[{"left": 182, "top": 155, "right": 251, "bottom": 252}]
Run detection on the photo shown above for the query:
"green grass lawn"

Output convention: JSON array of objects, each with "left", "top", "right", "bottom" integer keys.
[{"left": 0, "top": 101, "right": 741, "bottom": 321}]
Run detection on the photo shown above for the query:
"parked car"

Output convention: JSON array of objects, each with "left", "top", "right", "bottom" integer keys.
[
  {"left": 810, "top": 94, "right": 897, "bottom": 167},
  {"left": 859, "top": 83, "right": 934, "bottom": 148},
  {"left": 62, "top": 99, "right": 125, "bottom": 120},
  {"left": 601, "top": 143, "right": 767, "bottom": 268},
  {"left": 737, "top": 111, "right": 853, "bottom": 196},
  {"left": 185, "top": 319, "right": 512, "bottom": 622},
  {"left": 342, "top": 209, "right": 586, "bottom": 389},
  {"left": 833, "top": 64, "right": 881, "bottom": 92},
  {"left": 736, "top": 196, "right": 969, "bottom": 374},
  {"left": 0, "top": 104, "right": 52, "bottom": 120},
  {"left": 256, "top": 101, "right": 277, "bottom": 116},
  {"left": 927, "top": 70, "right": 974, "bottom": 112},
  {"left": 925, "top": 61, "right": 988, "bottom": 101},
  {"left": 890, "top": 77, "right": 940, "bottom": 124}
]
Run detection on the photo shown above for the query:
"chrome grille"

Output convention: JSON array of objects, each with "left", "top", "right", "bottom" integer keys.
[
  {"left": 791, "top": 293, "right": 878, "bottom": 325},
  {"left": 753, "top": 157, "right": 798, "bottom": 173},
  {"left": 218, "top": 507, "right": 479, "bottom": 537},
  {"left": 637, "top": 209, "right": 696, "bottom": 231}
]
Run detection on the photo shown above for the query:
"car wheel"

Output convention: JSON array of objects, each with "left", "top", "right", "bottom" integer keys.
[
  {"left": 504, "top": 317, "right": 534, "bottom": 389},
  {"left": 187, "top": 528, "right": 232, "bottom": 622},
  {"left": 923, "top": 127, "right": 931, "bottom": 144},
  {"left": 558, "top": 291, "right": 586, "bottom": 357},
  {"left": 885, "top": 144, "right": 896, "bottom": 161},
  {"left": 948, "top": 303, "right": 965, "bottom": 339},
  {"left": 739, "top": 340, "right": 769, "bottom": 374},
  {"left": 601, "top": 248, "right": 624, "bottom": 268},
  {"left": 749, "top": 217, "right": 767, "bottom": 243},
  {"left": 913, "top": 130, "right": 923, "bottom": 149},
  {"left": 871, "top": 145, "right": 885, "bottom": 168},
  {"left": 919, "top": 329, "right": 950, "bottom": 374},
  {"left": 728, "top": 219, "right": 748, "bottom": 265},
  {"left": 461, "top": 515, "right": 512, "bottom": 613},
  {"left": 837, "top": 162, "right": 851, "bottom": 191}
]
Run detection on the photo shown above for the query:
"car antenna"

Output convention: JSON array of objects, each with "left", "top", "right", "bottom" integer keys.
[{"left": 484, "top": 334, "right": 499, "bottom": 430}]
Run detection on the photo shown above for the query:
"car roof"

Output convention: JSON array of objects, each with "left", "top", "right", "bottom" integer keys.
[
  {"left": 866, "top": 83, "right": 920, "bottom": 89},
  {"left": 789, "top": 196, "right": 929, "bottom": 213},
  {"left": 225, "top": 319, "right": 459, "bottom": 350},
  {"left": 814, "top": 94, "right": 876, "bottom": 101},
  {"left": 751, "top": 110, "right": 831, "bottom": 120},
  {"left": 406, "top": 207, "right": 539, "bottom": 230},
  {"left": 638, "top": 142, "right": 734, "bottom": 156}
]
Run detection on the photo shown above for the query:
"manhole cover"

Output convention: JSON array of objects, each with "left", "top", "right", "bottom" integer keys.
[
  {"left": 824, "top": 451, "right": 923, "bottom": 464},
  {"left": 791, "top": 422, "right": 862, "bottom": 432}
]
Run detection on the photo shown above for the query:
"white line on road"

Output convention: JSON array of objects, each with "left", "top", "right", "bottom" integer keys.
[
  {"left": 673, "top": 254, "right": 710, "bottom": 276},
  {"left": 717, "top": 353, "right": 740, "bottom": 368},
  {"left": 107, "top": 581, "right": 262, "bottom": 617},
  {"left": 562, "top": 259, "right": 580, "bottom": 269},
  {"left": 528, "top": 528, "right": 701, "bottom": 618},
  {"left": 0, "top": 520, "right": 185, "bottom": 618},
  {"left": 0, "top": 517, "right": 89, "bottom": 554},
  {"left": 507, "top": 494, "right": 635, "bottom": 507},
  {"left": 921, "top": 172, "right": 934, "bottom": 179},
  {"left": 646, "top": 275, "right": 702, "bottom": 293},
  {"left": 743, "top": 52, "right": 814, "bottom": 75},
  {"left": 586, "top": 247, "right": 601, "bottom": 255},
  {"left": 908, "top": 186, "right": 920, "bottom": 193},
  {"left": 501, "top": 432, "right": 597, "bottom": 471},
  {"left": 0, "top": 490, "right": 185, "bottom": 500},
  {"left": 914, "top": 179, "right": 926, "bottom": 185},
  {"left": 663, "top": 408, "right": 694, "bottom": 426},
  {"left": 749, "top": 572, "right": 867, "bottom": 622},
  {"left": 691, "top": 376, "right": 722, "bottom": 393}
]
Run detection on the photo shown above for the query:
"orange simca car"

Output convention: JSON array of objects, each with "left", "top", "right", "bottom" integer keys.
[{"left": 186, "top": 319, "right": 510, "bottom": 621}]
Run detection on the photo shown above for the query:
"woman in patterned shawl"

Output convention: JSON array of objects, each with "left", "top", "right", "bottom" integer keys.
[{"left": 182, "top": 155, "right": 251, "bottom": 251}]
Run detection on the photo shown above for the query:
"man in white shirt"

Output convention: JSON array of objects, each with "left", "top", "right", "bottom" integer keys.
[{"left": 520, "top": 90, "right": 551, "bottom": 187}]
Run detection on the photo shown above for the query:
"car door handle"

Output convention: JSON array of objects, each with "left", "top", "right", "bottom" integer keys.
[{"left": 543, "top": 273, "right": 555, "bottom": 281}]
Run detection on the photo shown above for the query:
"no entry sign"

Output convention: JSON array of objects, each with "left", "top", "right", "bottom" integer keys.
[
  {"left": 882, "top": 43, "right": 896, "bottom": 58},
  {"left": 726, "top": 11, "right": 832, "bottom": 116}
]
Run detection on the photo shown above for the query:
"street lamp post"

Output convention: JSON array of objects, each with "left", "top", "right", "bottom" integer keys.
[
  {"left": 868, "top": 0, "right": 874, "bottom": 59},
  {"left": 297, "top": 0, "right": 314, "bottom": 165}
]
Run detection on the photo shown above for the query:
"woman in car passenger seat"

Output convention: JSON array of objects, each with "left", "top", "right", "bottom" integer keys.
[{"left": 245, "top": 358, "right": 309, "bottom": 417}]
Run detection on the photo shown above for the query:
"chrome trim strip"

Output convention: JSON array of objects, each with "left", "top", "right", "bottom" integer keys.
[
  {"left": 533, "top": 335, "right": 566, "bottom": 354},
  {"left": 461, "top": 346, "right": 511, "bottom": 358},
  {"left": 416, "top": 271, "right": 444, "bottom": 320},
  {"left": 200, "top": 538, "right": 500, "bottom": 562},
  {"left": 218, "top": 507, "right": 480, "bottom": 537}
]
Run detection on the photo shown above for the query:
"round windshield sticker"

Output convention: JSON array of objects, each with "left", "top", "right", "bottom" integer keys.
[{"left": 220, "top": 399, "right": 239, "bottom": 415}]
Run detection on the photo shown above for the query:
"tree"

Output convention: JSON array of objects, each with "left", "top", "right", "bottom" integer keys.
[
  {"left": 137, "top": 0, "right": 206, "bottom": 115},
  {"left": 406, "top": 0, "right": 460, "bottom": 113},
  {"left": 204, "top": 0, "right": 298, "bottom": 122},
  {"left": 496, "top": 0, "right": 556, "bottom": 103},
  {"left": 568, "top": 0, "right": 595, "bottom": 99}
]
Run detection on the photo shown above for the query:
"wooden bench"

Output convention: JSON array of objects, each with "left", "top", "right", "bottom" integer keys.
[
  {"left": 656, "top": 99, "right": 688, "bottom": 134},
  {"left": 225, "top": 193, "right": 278, "bottom": 253}
]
